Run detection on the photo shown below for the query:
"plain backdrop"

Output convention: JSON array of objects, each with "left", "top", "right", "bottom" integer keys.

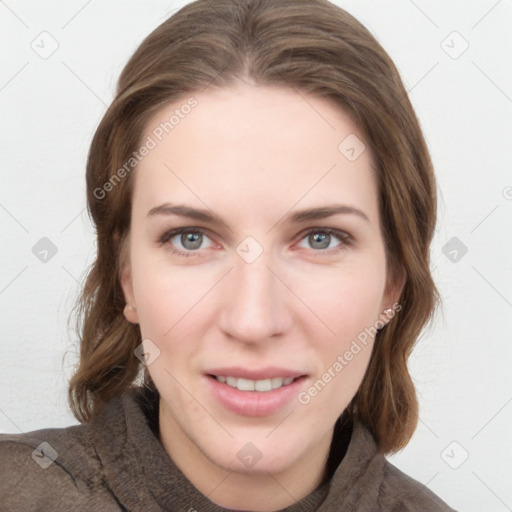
[{"left": 1, "top": 1, "right": 511, "bottom": 510}]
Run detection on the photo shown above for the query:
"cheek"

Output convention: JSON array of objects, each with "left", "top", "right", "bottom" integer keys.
[
  {"left": 130, "top": 239, "right": 387, "bottom": 355},
  {"left": 130, "top": 251, "right": 216, "bottom": 342},
  {"left": 295, "top": 265, "right": 385, "bottom": 412},
  {"left": 296, "top": 257, "right": 387, "bottom": 343}
]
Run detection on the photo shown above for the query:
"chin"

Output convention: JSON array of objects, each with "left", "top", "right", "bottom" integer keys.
[
  {"left": 214, "top": 448, "right": 298, "bottom": 475},
  {"left": 200, "top": 433, "right": 309, "bottom": 476}
]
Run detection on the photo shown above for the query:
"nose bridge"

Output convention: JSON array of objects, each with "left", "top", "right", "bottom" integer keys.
[{"left": 218, "top": 248, "right": 290, "bottom": 343}]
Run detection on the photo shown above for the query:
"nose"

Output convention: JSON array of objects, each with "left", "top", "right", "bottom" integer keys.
[{"left": 217, "top": 252, "right": 292, "bottom": 345}]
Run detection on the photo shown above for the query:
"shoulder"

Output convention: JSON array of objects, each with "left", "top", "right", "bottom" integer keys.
[
  {"left": 0, "top": 423, "right": 121, "bottom": 511},
  {"left": 336, "top": 421, "right": 456, "bottom": 512},
  {"left": 373, "top": 455, "right": 456, "bottom": 511}
]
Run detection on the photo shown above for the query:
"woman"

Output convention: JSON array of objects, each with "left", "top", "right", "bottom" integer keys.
[{"left": 0, "top": 0, "right": 455, "bottom": 510}]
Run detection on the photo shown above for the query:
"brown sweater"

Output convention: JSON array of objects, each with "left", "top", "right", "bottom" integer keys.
[{"left": 0, "top": 386, "right": 455, "bottom": 511}]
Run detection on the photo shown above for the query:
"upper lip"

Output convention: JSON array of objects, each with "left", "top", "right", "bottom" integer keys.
[{"left": 206, "top": 366, "right": 307, "bottom": 380}]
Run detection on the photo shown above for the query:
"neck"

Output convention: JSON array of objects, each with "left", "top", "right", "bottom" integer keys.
[{"left": 158, "top": 400, "right": 333, "bottom": 511}]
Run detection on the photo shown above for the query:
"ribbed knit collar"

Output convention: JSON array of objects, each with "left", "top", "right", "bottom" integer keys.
[{"left": 90, "top": 386, "right": 377, "bottom": 512}]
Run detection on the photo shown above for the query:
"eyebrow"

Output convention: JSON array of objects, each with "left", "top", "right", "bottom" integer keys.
[{"left": 147, "top": 203, "right": 369, "bottom": 227}]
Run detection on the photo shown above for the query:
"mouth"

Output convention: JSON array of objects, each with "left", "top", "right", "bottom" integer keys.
[{"left": 204, "top": 367, "right": 309, "bottom": 416}]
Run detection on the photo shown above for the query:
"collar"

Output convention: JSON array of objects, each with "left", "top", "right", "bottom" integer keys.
[{"left": 91, "top": 386, "right": 377, "bottom": 512}]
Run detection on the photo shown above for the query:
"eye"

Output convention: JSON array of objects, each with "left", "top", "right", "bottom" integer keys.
[
  {"left": 158, "top": 226, "right": 353, "bottom": 258},
  {"left": 296, "top": 228, "right": 352, "bottom": 254},
  {"left": 159, "top": 228, "right": 215, "bottom": 257}
]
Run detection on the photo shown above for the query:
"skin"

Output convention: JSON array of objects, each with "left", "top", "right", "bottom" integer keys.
[{"left": 121, "top": 82, "right": 403, "bottom": 511}]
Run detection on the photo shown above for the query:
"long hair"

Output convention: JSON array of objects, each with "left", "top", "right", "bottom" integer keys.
[{"left": 68, "top": 0, "right": 439, "bottom": 454}]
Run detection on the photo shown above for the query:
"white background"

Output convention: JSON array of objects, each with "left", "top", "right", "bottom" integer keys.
[{"left": 1, "top": 1, "right": 511, "bottom": 510}]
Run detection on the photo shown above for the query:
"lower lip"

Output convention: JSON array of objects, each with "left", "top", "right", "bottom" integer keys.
[{"left": 204, "top": 375, "right": 307, "bottom": 417}]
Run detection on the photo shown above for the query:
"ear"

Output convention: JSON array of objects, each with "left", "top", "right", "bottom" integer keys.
[
  {"left": 378, "top": 266, "right": 406, "bottom": 326},
  {"left": 118, "top": 233, "right": 139, "bottom": 324},
  {"left": 120, "top": 264, "right": 139, "bottom": 324}
]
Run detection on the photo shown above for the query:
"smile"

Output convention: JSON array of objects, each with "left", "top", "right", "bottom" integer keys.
[
  {"left": 212, "top": 375, "right": 296, "bottom": 392},
  {"left": 205, "top": 371, "right": 308, "bottom": 416}
]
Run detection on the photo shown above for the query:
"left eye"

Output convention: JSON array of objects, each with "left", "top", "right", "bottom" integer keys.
[{"left": 297, "top": 229, "right": 347, "bottom": 251}]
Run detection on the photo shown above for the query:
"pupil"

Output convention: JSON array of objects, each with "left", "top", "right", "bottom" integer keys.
[
  {"left": 311, "top": 232, "right": 329, "bottom": 250},
  {"left": 182, "top": 232, "right": 202, "bottom": 250}
]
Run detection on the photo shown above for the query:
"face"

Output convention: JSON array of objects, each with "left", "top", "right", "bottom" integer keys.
[{"left": 121, "top": 83, "right": 400, "bottom": 480}]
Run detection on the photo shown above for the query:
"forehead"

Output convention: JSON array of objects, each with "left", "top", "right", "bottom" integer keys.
[{"left": 132, "top": 84, "right": 378, "bottom": 223}]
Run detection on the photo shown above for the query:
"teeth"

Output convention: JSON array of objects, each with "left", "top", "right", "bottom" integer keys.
[
  {"left": 214, "top": 375, "right": 296, "bottom": 392},
  {"left": 255, "top": 379, "right": 272, "bottom": 392},
  {"left": 237, "top": 378, "right": 255, "bottom": 391}
]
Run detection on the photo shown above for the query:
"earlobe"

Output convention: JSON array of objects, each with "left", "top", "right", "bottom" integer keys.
[
  {"left": 123, "top": 304, "right": 139, "bottom": 324},
  {"left": 377, "top": 307, "right": 396, "bottom": 330}
]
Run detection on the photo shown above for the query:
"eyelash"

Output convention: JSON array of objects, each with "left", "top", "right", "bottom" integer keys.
[{"left": 158, "top": 227, "right": 353, "bottom": 258}]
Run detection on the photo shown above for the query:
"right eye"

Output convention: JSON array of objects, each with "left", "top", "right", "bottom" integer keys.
[{"left": 159, "top": 228, "right": 216, "bottom": 257}]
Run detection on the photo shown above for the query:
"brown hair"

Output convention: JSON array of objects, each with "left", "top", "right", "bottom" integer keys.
[{"left": 68, "top": 0, "right": 439, "bottom": 454}]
